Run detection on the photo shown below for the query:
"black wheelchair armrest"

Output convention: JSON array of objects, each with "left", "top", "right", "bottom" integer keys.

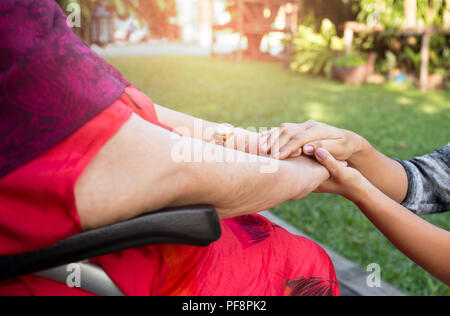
[{"left": 0, "top": 205, "right": 221, "bottom": 282}]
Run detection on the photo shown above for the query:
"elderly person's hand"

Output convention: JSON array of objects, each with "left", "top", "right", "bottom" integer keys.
[{"left": 260, "top": 121, "right": 367, "bottom": 162}]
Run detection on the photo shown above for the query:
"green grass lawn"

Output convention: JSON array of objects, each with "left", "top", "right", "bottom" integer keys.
[{"left": 109, "top": 55, "right": 450, "bottom": 296}]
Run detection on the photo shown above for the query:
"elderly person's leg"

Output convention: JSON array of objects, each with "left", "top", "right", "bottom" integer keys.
[{"left": 93, "top": 213, "right": 339, "bottom": 296}]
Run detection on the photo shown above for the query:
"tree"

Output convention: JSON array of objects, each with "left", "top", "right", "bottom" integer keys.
[
  {"left": 121, "top": 0, "right": 177, "bottom": 39},
  {"left": 55, "top": 0, "right": 177, "bottom": 42},
  {"left": 356, "top": 0, "right": 446, "bottom": 29},
  {"left": 298, "top": 0, "right": 357, "bottom": 34},
  {"left": 445, "top": 0, "right": 450, "bottom": 29}
]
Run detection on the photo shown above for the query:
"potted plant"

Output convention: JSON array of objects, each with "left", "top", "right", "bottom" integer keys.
[
  {"left": 290, "top": 19, "right": 344, "bottom": 76},
  {"left": 331, "top": 52, "right": 377, "bottom": 85}
]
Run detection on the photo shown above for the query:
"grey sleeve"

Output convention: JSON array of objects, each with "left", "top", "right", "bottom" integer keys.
[{"left": 394, "top": 144, "right": 450, "bottom": 215}]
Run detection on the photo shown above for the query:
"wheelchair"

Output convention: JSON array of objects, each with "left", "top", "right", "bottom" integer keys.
[{"left": 0, "top": 205, "right": 222, "bottom": 296}]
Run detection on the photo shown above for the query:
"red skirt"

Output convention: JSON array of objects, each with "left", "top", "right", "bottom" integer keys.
[{"left": 0, "top": 87, "right": 339, "bottom": 296}]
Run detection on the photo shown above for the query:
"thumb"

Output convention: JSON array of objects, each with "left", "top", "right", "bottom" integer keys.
[{"left": 314, "top": 148, "right": 342, "bottom": 177}]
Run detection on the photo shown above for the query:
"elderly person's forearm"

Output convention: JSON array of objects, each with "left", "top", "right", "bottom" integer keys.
[
  {"left": 180, "top": 146, "right": 329, "bottom": 219},
  {"left": 155, "top": 104, "right": 261, "bottom": 155}
]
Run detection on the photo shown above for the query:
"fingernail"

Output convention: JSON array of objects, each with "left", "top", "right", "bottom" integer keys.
[
  {"left": 304, "top": 145, "right": 314, "bottom": 154},
  {"left": 316, "top": 148, "right": 327, "bottom": 159},
  {"left": 273, "top": 152, "right": 280, "bottom": 159}
]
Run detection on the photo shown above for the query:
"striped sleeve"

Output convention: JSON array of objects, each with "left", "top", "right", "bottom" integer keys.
[{"left": 395, "top": 144, "right": 450, "bottom": 215}]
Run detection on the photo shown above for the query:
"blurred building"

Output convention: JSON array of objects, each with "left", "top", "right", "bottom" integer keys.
[
  {"left": 176, "top": 0, "right": 291, "bottom": 55},
  {"left": 176, "top": 0, "right": 218, "bottom": 47}
]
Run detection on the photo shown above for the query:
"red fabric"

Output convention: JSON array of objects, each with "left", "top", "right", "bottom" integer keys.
[{"left": 0, "top": 87, "right": 339, "bottom": 296}]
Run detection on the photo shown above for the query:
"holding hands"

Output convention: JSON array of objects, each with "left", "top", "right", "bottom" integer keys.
[
  {"left": 260, "top": 120, "right": 367, "bottom": 163},
  {"left": 260, "top": 120, "right": 373, "bottom": 201},
  {"left": 311, "top": 147, "right": 368, "bottom": 203},
  {"left": 263, "top": 121, "right": 450, "bottom": 286}
]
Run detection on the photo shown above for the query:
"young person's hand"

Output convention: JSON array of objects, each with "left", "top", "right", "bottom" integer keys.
[
  {"left": 312, "top": 148, "right": 370, "bottom": 202},
  {"left": 261, "top": 121, "right": 368, "bottom": 162}
]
